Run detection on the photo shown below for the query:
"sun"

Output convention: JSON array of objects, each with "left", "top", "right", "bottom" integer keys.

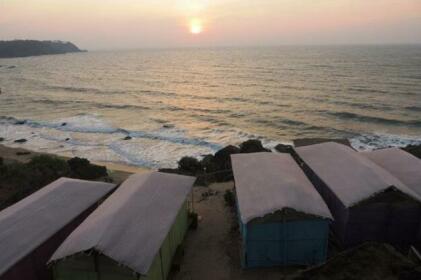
[{"left": 189, "top": 18, "right": 203, "bottom": 34}]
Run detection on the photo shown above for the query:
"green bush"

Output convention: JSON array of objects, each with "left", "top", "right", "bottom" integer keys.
[
  {"left": 67, "top": 157, "right": 107, "bottom": 179},
  {"left": 189, "top": 212, "right": 198, "bottom": 230},
  {"left": 224, "top": 190, "right": 236, "bottom": 207},
  {"left": 178, "top": 156, "right": 203, "bottom": 174},
  {"left": 0, "top": 155, "right": 109, "bottom": 210}
]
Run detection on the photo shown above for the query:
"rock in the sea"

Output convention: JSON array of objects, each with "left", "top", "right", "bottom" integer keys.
[
  {"left": 239, "top": 139, "right": 270, "bottom": 153},
  {"left": 123, "top": 136, "right": 132, "bottom": 140},
  {"left": 274, "top": 143, "right": 294, "bottom": 154},
  {"left": 178, "top": 156, "right": 203, "bottom": 174},
  {"left": 162, "top": 124, "right": 175, "bottom": 129},
  {"left": 65, "top": 138, "right": 70, "bottom": 141},
  {"left": 14, "top": 138, "right": 27, "bottom": 143},
  {"left": 402, "top": 144, "right": 421, "bottom": 159},
  {"left": 15, "top": 120, "right": 26, "bottom": 125},
  {"left": 61, "top": 122, "right": 67, "bottom": 126},
  {"left": 0, "top": 137, "right": 4, "bottom": 142}
]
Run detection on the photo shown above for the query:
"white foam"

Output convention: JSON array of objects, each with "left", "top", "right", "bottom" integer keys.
[
  {"left": 350, "top": 133, "right": 421, "bottom": 151},
  {"left": 54, "top": 114, "right": 118, "bottom": 133}
]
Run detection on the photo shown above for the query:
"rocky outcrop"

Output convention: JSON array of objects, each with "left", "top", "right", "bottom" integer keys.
[{"left": 0, "top": 40, "right": 84, "bottom": 58}]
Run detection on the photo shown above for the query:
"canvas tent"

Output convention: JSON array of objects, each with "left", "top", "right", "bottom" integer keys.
[
  {"left": 49, "top": 171, "right": 195, "bottom": 280},
  {"left": 231, "top": 152, "right": 332, "bottom": 268},
  {"left": 361, "top": 148, "right": 421, "bottom": 196},
  {"left": 0, "top": 178, "right": 116, "bottom": 280},
  {"left": 295, "top": 142, "right": 421, "bottom": 248}
]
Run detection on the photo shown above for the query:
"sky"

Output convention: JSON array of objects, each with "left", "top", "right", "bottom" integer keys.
[{"left": 1, "top": 0, "right": 421, "bottom": 50}]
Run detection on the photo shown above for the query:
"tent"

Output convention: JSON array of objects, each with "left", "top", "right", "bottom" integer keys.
[
  {"left": 295, "top": 142, "right": 421, "bottom": 248},
  {"left": 361, "top": 147, "right": 421, "bottom": 247},
  {"left": 361, "top": 147, "right": 421, "bottom": 195},
  {"left": 49, "top": 171, "right": 195, "bottom": 280},
  {"left": 0, "top": 178, "right": 116, "bottom": 280},
  {"left": 231, "top": 152, "right": 332, "bottom": 268}
]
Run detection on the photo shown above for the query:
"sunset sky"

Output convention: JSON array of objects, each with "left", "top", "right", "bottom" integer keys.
[{"left": 1, "top": 0, "right": 421, "bottom": 49}]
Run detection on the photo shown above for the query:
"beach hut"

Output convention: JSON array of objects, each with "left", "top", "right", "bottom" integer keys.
[
  {"left": 49, "top": 171, "right": 195, "bottom": 280},
  {"left": 361, "top": 148, "right": 421, "bottom": 248},
  {"left": 231, "top": 152, "right": 332, "bottom": 268},
  {"left": 295, "top": 142, "right": 421, "bottom": 248},
  {"left": 361, "top": 148, "right": 421, "bottom": 195},
  {"left": 0, "top": 178, "right": 116, "bottom": 280}
]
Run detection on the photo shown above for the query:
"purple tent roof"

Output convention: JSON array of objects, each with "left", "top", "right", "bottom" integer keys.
[
  {"left": 231, "top": 152, "right": 332, "bottom": 224},
  {"left": 0, "top": 178, "right": 116, "bottom": 275}
]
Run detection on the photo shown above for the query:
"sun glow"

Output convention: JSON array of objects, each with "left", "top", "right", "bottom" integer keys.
[{"left": 189, "top": 18, "right": 203, "bottom": 34}]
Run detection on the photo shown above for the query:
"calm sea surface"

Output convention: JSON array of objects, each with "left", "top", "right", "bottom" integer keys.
[{"left": 1, "top": 46, "right": 421, "bottom": 168}]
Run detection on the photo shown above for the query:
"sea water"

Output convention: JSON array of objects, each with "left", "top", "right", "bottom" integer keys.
[{"left": 0, "top": 46, "right": 420, "bottom": 168}]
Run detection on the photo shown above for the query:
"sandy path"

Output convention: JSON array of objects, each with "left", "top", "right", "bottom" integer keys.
[{"left": 174, "top": 182, "right": 299, "bottom": 280}]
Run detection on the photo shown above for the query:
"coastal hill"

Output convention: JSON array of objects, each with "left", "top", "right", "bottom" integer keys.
[{"left": 0, "top": 40, "right": 84, "bottom": 58}]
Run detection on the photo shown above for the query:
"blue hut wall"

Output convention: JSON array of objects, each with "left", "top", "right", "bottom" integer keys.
[{"left": 241, "top": 219, "right": 329, "bottom": 268}]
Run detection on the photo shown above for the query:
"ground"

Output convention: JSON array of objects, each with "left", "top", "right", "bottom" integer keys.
[{"left": 172, "top": 182, "right": 301, "bottom": 280}]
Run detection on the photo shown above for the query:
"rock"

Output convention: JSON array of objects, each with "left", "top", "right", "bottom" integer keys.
[
  {"left": 0, "top": 137, "right": 4, "bottom": 142},
  {"left": 14, "top": 138, "right": 27, "bottom": 143},
  {"left": 293, "top": 138, "right": 351, "bottom": 148},
  {"left": 163, "top": 124, "right": 175, "bottom": 129},
  {"left": 215, "top": 145, "right": 241, "bottom": 161},
  {"left": 123, "top": 136, "right": 132, "bottom": 140},
  {"left": 239, "top": 139, "right": 270, "bottom": 153},
  {"left": 402, "top": 144, "right": 421, "bottom": 159},
  {"left": 61, "top": 122, "right": 67, "bottom": 126},
  {"left": 15, "top": 120, "right": 26, "bottom": 125},
  {"left": 7, "top": 66, "right": 16, "bottom": 69},
  {"left": 65, "top": 138, "right": 70, "bottom": 141},
  {"left": 16, "top": 151, "right": 31, "bottom": 156},
  {"left": 274, "top": 143, "right": 294, "bottom": 154},
  {"left": 178, "top": 156, "right": 203, "bottom": 174},
  {"left": 67, "top": 157, "right": 107, "bottom": 179}
]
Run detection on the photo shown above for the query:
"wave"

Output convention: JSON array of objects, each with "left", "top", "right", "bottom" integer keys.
[
  {"left": 0, "top": 114, "right": 221, "bottom": 150},
  {"left": 30, "top": 99, "right": 150, "bottom": 111},
  {"left": 350, "top": 133, "right": 421, "bottom": 151},
  {"left": 405, "top": 106, "right": 421, "bottom": 112},
  {"left": 348, "top": 87, "right": 390, "bottom": 95},
  {"left": 327, "top": 111, "right": 421, "bottom": 127}
]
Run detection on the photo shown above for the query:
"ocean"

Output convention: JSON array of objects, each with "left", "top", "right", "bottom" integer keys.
[{"left": 0, "top": 45, "right": 420, "bottom": 168}]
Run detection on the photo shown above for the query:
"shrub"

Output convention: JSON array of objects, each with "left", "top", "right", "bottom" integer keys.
[
  {"left": 67, "top": 157, "right": 107, "bottom": 179},
  {"left": 178, "top": 156, "right": 203, "bottom": 174},
  {"left": 189, "top": 212, "right": 198, "bottom": 230},
  {"left": 224, "top": 190, "right": 236, "bottom": 207}
]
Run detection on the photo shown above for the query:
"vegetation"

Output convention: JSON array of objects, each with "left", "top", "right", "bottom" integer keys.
[
  {"left": 189, "top": 212, "right": 198, "bottom": 230},
  {"left": 0, "top": 40, "right": 83, "bottom": 58},
  {"left": 224, "top": 190, "right": 236, "bottom": 207},
  {"left": 0, "top": 155, "right": 109, "bottom": 210},
  {"left": 160, "top": 139, "right": 274, "bottom": 185}
]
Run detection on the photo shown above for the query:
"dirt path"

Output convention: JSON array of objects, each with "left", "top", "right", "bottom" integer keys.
[{"left": 173, "top": 182, "right": 300, "bottom": 280}]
